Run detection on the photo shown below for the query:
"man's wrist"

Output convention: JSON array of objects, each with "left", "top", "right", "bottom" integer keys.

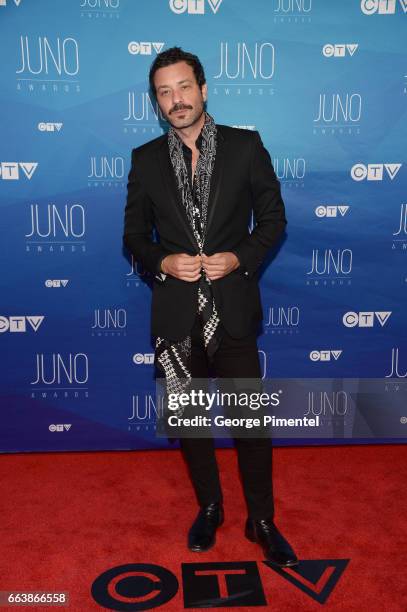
[
  {"left": 156, "top": 254, "right": 169, "bottom": 275},
  {"left": 160, "top": 255, "right": 168, "bottom": 274},
  {"left": 230, "top": 250, "right": 241, "bottom": 270}
]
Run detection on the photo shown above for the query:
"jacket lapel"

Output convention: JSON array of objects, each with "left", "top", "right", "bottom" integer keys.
[
  {"left": 205, "top": 126, "right": 227, "bottom": 240},
  {"left": 157, "top": 138, "right": 198, "bottom": 250}
]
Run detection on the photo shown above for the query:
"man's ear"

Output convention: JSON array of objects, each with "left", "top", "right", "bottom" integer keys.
[{"left": 201, "top": 83, "right": 208, "bottom": 102}]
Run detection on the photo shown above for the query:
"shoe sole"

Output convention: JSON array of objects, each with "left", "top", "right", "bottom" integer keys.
[
  {"left": 188, "top": 540, "right": 216, "bottom": 553},
  {"left": 245, "top": 528, "right": 256, "bottom": 543},
  {"left": 188, "top": 516, "right": 224, "bottom": 552},
  {"left": 245, "top": 529, "right": 299, "bottom": 568}
]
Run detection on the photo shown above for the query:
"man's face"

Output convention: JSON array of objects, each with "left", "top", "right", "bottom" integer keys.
[{"left": 153, "top": 60, "right": 207, "bottom": 130}]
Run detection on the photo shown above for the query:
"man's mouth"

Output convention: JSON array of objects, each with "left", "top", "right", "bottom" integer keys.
[{"left": 171, "top": 107, "right": 191, "bottom": 115}]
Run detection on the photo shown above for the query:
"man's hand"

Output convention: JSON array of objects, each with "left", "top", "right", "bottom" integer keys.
[
  {"left": 201, "top": 252, "right": 240, "bottom": 281},
  {"left": 161, "top": 253, "right": 202, "bottom": 282}
]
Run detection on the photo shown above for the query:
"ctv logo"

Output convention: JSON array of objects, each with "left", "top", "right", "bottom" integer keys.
[
  {"left": 38, "top": 122, "right": 63, "bottom": 132},
  {"left": 133, "top": 353, "right": 155, "bottom": 365},
  {"left": 91, "top": 559, "right": 349, "bottom": 609},
  {"left": 343, "top": 311, "right": 392, "bottom": 327},
  {"left": 322, "top": 44, "right": 358, "bottom": 57},
  {"left": 0, "top": 162, "right": 38, "bottom": 180},
  {"left": 315, "top": 205, "right": 349, "bottom": 217},
  {"left": 45, "top": 280, "right": 69, "bottom": 287},
  {"left": 310, "top": 350, "right": 342, "bottom": 361},
  {"left": 0, "top": 0, "right": 22, "bottom": 5},
  {"left": 0, "top": 316, "right": 44, "bottom": 333},
  {"left": 361, "top": 0, "right": 407, "bottom": 14},
  {"left": 351, "top": 163, "right": 402, "bottom": 181},
  {"left": 169, "top": 0, "right": 223, "bottom": 14},
  {"left": 128, "top": 42, "right": 164, "bottom": 55},
  {"left": 49, "top": 424, "right": 72, "bottom": 432}
]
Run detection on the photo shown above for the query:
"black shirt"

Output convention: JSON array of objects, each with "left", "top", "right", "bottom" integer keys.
[{"left": 181, "top": 131, "right": 203, "bottom": 190}]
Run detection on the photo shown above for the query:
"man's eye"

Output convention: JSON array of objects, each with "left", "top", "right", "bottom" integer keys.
[
  {"left": 161, "top": 90, "right": 170, "bottom": 96},
  {"left": 182, "top": 85, "right": 190, "bottom": 89}
]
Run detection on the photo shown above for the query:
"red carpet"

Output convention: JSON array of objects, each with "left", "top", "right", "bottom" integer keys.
[{"left": 1, "top": 444, "right": 406, "bottom": 610}]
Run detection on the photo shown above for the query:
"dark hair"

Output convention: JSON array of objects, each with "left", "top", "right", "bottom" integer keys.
[{"left": 149, "top": 46, "right": 206, "bottom": 96}]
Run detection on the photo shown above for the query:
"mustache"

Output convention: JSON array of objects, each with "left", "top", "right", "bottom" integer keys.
[{"left": 169, "top": 103, "right": 193, "bottom": 114}]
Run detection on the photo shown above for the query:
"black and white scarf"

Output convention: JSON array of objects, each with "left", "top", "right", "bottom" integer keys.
[{"left": 155, "top": 112, "right": 222, "bottom": 411}]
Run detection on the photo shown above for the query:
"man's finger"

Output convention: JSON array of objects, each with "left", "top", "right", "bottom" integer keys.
[
  {"left": 181, "top": 272, "right": 202, "bottom": 282},
  {"left": 182, "top": 269, "right": 202, "bottom": 277},
  {"left": 202, "top": 252, "right": 225, "bottom": 260},
  {"left": 203, "top": 264, "right": 226, "bottom": 271}
]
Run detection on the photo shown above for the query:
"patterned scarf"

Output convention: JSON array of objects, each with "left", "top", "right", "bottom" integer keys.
[{"left": 155, "top": 112, "right": 223, "bottom": 412}]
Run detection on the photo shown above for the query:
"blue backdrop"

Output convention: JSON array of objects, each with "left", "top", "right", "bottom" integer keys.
[{"left": 1, "top": 0, "right": 406, "bottom": 452}]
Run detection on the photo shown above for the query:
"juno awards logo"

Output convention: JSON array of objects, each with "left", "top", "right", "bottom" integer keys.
[{"left": 169, "top": 0, "right": 223, "bottom": 14}]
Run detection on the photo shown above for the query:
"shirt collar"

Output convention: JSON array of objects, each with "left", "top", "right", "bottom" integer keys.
[
  {"left": 181, "top": 131, "right": 203, "bottom": 156},
  {"left": 171, "top": 120, "right": 205, "bottom": 155}
]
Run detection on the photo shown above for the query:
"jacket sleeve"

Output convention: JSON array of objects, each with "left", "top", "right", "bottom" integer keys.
[
  {"left": 123, "top": 148, "right": 169, "bottom": 282},
  {"left": 232, "top": 131, "right": 287, "bottom": 278}
]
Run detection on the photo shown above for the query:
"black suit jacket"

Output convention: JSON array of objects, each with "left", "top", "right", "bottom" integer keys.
[{"left": 123, "top": 124, "right": 287, "bottom": 341}]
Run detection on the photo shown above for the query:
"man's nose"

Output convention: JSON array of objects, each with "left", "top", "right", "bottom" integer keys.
[{"left": 171, "top": 88, "right": 184, "bottom": 105}]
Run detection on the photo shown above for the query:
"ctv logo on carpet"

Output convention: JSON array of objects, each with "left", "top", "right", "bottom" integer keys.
[
  {"left": 0, "top": 162, "right": 38, "bottom": 180},
  {"left": 351, "top": 163, "right": 402, "bottom": 181},
  {"left": 169, "top": 0, "right": 223, "bottom": 14},
  {"left": 343, "top": 311, "right": 392, "bottom": 327},
  {"left": 49, "top": 424, "right": 72, "bottom": 432},
  {"left": 92, "top": 559, "right": 349, "bottom": 607},
  {"left": 322, "top": 44, "right": 358, "bottom": 57},
  {"left": 38, "top": 122, "right": 63, "bottom": 132},
  {"left": 128, "top": 42, "right": 165, "bottom": 55},
  {"left": 0, "top": 316, "right": 44, "bottom": 333},
  {"left": 361, "top": 0, "right": 407, "bottom": 14}
]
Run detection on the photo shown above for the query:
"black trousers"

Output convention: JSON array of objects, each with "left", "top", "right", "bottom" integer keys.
[{"left": 179, "top": 313, "right": 274, "bottom": 520}]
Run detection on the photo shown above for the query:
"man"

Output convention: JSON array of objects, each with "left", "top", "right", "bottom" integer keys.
[{"left": 123, "top": 47, "right": 298, "bottom": 567}]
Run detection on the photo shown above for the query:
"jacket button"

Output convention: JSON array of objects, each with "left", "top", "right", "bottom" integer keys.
[{"left": 244, "top": 271, "right": 249, "bottom": 276}]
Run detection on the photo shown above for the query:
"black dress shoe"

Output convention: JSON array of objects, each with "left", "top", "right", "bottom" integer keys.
[
  {"left": 188, "top": 502, "right": 224, "bottom": 552},
  {"left": 245, "top": 517, "right": 298, "bottom": 567}
]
